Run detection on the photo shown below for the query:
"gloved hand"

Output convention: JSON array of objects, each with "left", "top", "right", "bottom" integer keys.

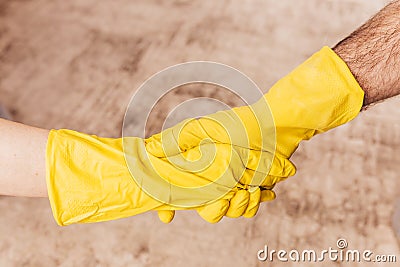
[
  {"left": 46, "top": 129, "right": 262, "bottom": 225},
  {"left": 150, "top": 46, "right": 364, "bottom": 223}
]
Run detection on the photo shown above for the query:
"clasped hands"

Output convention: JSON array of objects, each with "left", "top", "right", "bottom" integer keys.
[{"left": 46, "top": 47, "right": 363, "bottom": 225}]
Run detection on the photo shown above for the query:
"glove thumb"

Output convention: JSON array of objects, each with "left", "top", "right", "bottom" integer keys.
[{"left": 157, "top": 210, "right": 175, "bottom": 223}]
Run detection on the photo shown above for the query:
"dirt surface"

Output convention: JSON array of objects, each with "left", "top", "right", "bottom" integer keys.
[{"left": 1, "top": 0, "right": 400, "bottom": 266}]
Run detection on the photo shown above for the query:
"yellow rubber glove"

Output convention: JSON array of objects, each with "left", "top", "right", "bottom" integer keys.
[
  {"left": 46, "top": 129, "right": 260, "bottom": 225},
  {"left": 151, "top": 46, "right": 364, "bottom": 223}
]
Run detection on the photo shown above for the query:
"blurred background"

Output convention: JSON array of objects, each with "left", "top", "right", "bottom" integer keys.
[{"left": 1, "top": 0, "right": 399, "bottom": 266}]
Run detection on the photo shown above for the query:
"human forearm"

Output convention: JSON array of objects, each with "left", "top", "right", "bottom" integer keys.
[
  {"left": 333, "top": 0, "right": 400, "bottom": 106},
  {"left": 0, "top": 118, "right": 48, "bottom": 197}
]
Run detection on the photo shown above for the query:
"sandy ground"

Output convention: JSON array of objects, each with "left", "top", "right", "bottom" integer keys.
[{"left": 1, "top": 0, "right": 400, "bottom": 266}]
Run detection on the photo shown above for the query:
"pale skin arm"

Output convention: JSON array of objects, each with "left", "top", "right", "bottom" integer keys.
[
  {"left": 1, "top": 1, "right": 400, "bottom": 197},
  {"left": 0, "top": 118, "right": 48, "bottom": 197}
]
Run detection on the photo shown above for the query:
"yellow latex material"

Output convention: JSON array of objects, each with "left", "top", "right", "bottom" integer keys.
[
  {"left": 45, "top": 131, "right": 160, "bottom": 225},
  {"left": 46, "top": 130, "right": 258, "bottom": 225},
  {"left": 46, "top": 46, "right": 364, "bottom": 225},
  {"left": 153, "top": 46, "right": 364, "bottom": 223}
]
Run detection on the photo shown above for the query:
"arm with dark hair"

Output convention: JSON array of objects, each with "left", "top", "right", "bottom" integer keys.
[{"left": 333, "top": 0, "right": 400, "bottom": 107}]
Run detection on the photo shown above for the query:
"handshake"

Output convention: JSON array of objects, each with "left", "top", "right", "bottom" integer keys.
[{"left": 46, "top": 47, "right": 364, "bottom": 226}]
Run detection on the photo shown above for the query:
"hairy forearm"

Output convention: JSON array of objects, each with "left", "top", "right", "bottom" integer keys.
[
  {"left": 333, "top": 0, "right": 400, "bottom": 106},
  {"left": 0, "top": 118, "right": 48, "bottom": 197}
]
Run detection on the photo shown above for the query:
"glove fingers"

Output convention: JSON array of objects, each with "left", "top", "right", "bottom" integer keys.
[
  {"left": 268, "top": 155, "right": 296, "bottom": 178},
  {"left": 234, "top": 146, "right": 274, "bottom": 175},
  {"left": 260, "top": 189, "right": 276, "bottom": 202},
  {"left": 197, "top": 199, "right": 230, "bottom": 223},
  {"left": 226, "top": 190, "right": 250, "bottom": 218},
  {"left": 145, "top": 118, "right": 212, "bottom": 158},
  {"left": 243, "top": 187, "right": 261, "bottom": 218},
  {"left": 158, "top": 210, "right": 175, "bottom": 223},
  {"left": 238, "top": 168, "right": 274, "bottom": 190}
]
